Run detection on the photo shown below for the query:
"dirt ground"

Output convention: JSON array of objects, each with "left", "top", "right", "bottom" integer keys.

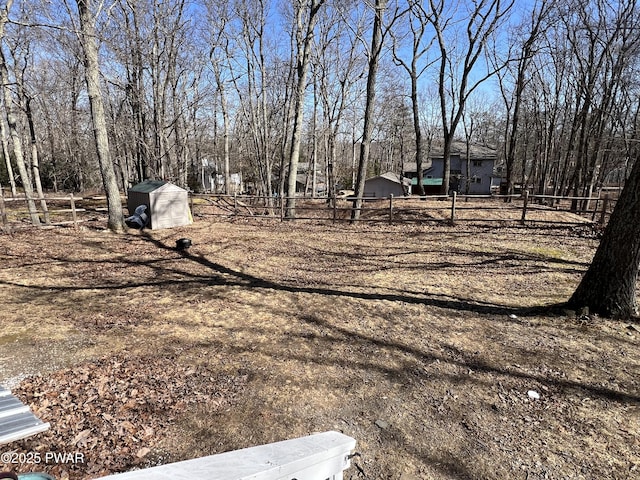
[{"left": 0, "top": 215, "right": 638, "bottom": 479}]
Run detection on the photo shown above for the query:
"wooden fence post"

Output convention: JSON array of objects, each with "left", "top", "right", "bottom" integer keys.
[
  {"left": 0, "top": 191, "right": 7, "bottom": 226},
  {"left": 70, "top": 193, "right": 78, "bottom": 228},
  {"left": 450, "top": 191, "right": 457, "bottom": 225},
  {"left": 520, "top": 190, "right": 529, "bottom": 225},
  {"left": 280, "top": 196, "right": 285, "bottom": 221},
  {"left": 389, "top": 194, "right": 394, "bottom": 225},
  {"left": 599, "top": 194, "right": 610, "bottom": 225},
  {"left": 332, "top": 198, "right": 337, "bottom": 223},
  {"left": 234, "top": 193, "right": 238, "bottom": 215}
]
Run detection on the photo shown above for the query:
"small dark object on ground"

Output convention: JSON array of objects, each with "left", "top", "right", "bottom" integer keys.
[{"left": 176, "top": 238, "right": 192, "bottom": 250}]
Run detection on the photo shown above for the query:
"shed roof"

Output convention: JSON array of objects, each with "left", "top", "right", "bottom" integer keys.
[
  {"left": 367, "top": 172, "right": 411, "bottom": 186},
  {"left": 129, "top": 180, "right": 168, "bottom": 193},
  {"left": 129, "top": 180, "right": 187, "bottom": 194}
]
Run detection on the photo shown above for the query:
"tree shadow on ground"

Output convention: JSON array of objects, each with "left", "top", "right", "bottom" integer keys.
[
  {"left": 139, "top": 233, "right": 564, "bottom": 317},
  {"left": 135, "top": 233, "right": 639, "bottom": 406}
]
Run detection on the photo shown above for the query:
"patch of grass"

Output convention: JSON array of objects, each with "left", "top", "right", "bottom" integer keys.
[{"left": 525, "top": 245, "right": 568, "bottom": 259}]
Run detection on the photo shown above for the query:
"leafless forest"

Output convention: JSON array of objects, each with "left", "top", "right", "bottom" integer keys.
[{"left": 0, "top": 0, "right": 638, "bottom": 224}]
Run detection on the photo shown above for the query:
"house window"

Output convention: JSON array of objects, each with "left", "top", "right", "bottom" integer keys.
[
  {"left": 472, "top": 176, "right": 482, "bottom": 184},
  {"left": 473, "top": 160, "right": 482, "bottom": 167}
]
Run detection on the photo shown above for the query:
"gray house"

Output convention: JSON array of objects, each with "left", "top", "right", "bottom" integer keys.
[
  {"left": 127, "top": 180, "right": 192, "bottom": 230},
  {"left": 363, "top": 172, "right": 411, "bottom": 198},
  {"left": 404, "top": 142, "right": 500, "bottom": 194}
]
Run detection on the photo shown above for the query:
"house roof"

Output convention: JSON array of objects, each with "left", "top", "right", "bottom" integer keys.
[
  {"left": 402, "top": 160, "right": 433, "bottom": 173},
  {"left": 430, "top": 141, "right": 498, "bottom": 159},
  {"left": 296, "top": 173, "right": 326, "bottom": 186}
]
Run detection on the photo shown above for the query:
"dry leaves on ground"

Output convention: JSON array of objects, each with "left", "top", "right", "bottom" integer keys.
[{"left": 2, "top": 355, "right": 247, "bottom": 479}]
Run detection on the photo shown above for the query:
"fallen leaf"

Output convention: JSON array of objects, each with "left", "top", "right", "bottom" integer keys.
[
  {"left": 136, "top": 447, "right": 151, "bottom": 459},
  {"left": 72, "top": 428, "right": 92, "bottom": 447}
]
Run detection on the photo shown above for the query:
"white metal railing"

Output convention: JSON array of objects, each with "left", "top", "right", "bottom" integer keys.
[
  {"left": 97, "top": 431, "right": 356, "bottom": 480},
  {"left": 0, "top": 386, "right": 50, "bottom": 446}
]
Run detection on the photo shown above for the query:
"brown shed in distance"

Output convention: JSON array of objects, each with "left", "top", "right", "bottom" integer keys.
[{"left": 127, "top": 180, "right": 192, "bottom": 230}]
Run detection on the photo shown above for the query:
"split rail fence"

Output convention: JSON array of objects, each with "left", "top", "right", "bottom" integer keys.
[
  {"left": 191, "top": 191, "right": 615, "bottom": 227},
  {"left": 0, "top": 191, "right": 617, "bottom": 229},
  {"left": 0, "top": 194, "right": 85, "bottom": 228}
]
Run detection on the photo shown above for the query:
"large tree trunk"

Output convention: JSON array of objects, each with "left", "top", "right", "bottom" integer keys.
[
  {"left": 76, "top": 0, "right": 124, "bottom": 232},
  {"left": 568, "top": 155, "right": 640, "bottom": 318}
]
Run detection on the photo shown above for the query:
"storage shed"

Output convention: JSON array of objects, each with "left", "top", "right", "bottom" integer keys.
[
  {"left": 363, "top": 172, "right": 411, "bottom": 198},
  {"left": 127, "top": 180, "right": 192, "bottom": 230}
]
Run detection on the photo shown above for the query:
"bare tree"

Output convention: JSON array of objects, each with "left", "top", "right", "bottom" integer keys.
[
  {"left": 74, "top": 0, "right": 124, "bottom": 232},
  {"left": 494, "top": 0, "right": 552, "bottom": 198},
  {"left": 313, "top": 0, "right": 366, "bottom": 203},
  {"left": 502, "top": 0, "right": 640, "bottom": 209},
  {"left": 112, "top": 0, "right": 151, "bottom": 183},
  {"left": 392, "top": 0, "right": 436, "bottom": 196},
  {"left": 0, "top": 96, "right": 15, "bottom": 197},
  {"left": 429, "top": 0, "right": 514, "bottom": 195},
  {"left": 0, "top": 0, "right": 39, "bottom": 225},
  {"left": 285, "top": 0, "right": 326, "bottom": 218},
  {"left": 351, "top": 0, "right": 388, "bottom": 222},
  {"left": 232, "top": 0, "right": 276, "bottom": 202},
  {"left": 207, "top": 0, "right": 233, "bottom": 194},
  {"left": 39, "top": 25, "right": 92, "bottom": 192},
  {"left": 569, "top": 0, "right": 640, "bottom": 210},
  {"left": 7, "top": 36, "right": 51, "bottom": 223},
  {"left": 568, "top": 135, "right": 640, "bottom": 318}
]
